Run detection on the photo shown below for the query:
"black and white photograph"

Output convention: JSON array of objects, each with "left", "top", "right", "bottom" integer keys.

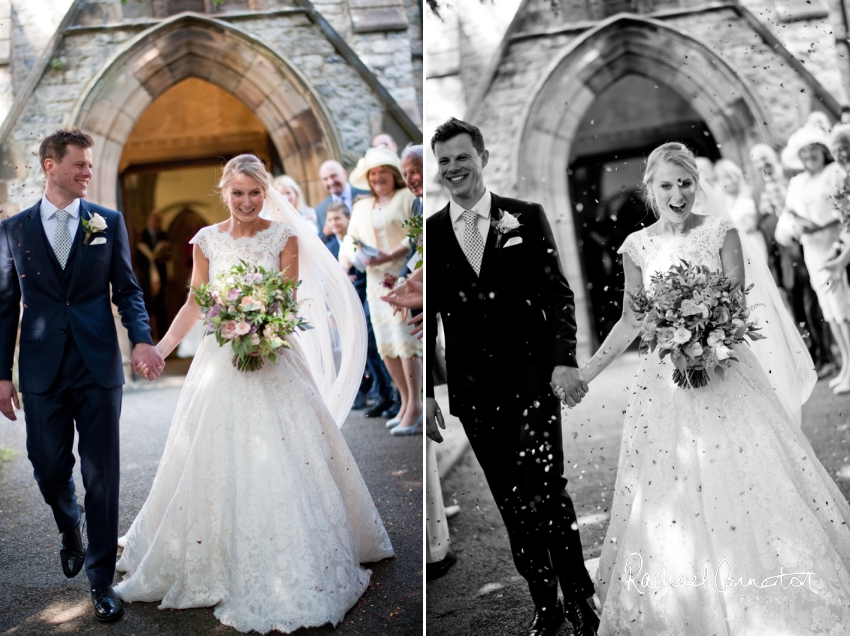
[
  {"left": 0, "top": 1, "right": 424, "bottom": 634},
  {"left": 425, "top": 1, "right": 850, "bottom": 634}
]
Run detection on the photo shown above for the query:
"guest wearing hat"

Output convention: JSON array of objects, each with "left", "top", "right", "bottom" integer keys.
[
  {"left": 339, "top": 148, "right": 423, "bottom": 434},
  {"left": 783, "top": 124, "right": 850, "bottom": 393}
]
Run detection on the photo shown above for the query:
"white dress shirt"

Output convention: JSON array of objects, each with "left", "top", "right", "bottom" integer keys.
[
  {"left": 449, "top": 189, "right": 492, "bottom": 249},
  {"left": 332, "top": 183, "right": 355, "bottom": 213},
  {"left": 40, "top": 195, "right": 80, "bottom": 251}
]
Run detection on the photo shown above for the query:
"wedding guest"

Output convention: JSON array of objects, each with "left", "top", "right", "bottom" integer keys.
[
  {"left": 316, "top": 161, "right": 369, "bottom": 244},
  {"left": 714, "top": 159, "right": 769, "bottom": 263},
  {"left": 807, "top": 110, "right": 832, "bottom": 135},
  {"left": 339, "top": 148, "right": 422, "bottom": 434},
  {"left": 783, "top": 124, "right": 850, "bottom": 393},
  {"left": 136, "top": 211, "right": 172, "bottom": 340},
  {"left": 273, "top": 175, "right": 318, "bottom": 233},
  {"left": 752, "top": 142, "right": 834, "bottom": 378},
  {"left": 372, "top": 133, "right": 399, "bottom": 155},
  {"left": 695, "top": 156, "right": 717, "bottom": 188},
  {"left": 326, "top": 201, "right": 395, "bottom": 413}
]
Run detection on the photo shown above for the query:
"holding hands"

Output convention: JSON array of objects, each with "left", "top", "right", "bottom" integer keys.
[
  {"left": 131, "top": 343, "right": 166, "bottom": 381},
  {"left": 550, "top": 365, "right": 589, "bottom": 408}
]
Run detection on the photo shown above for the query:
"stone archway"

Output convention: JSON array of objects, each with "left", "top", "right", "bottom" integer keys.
[
  {"left": 515, "top": 14, "right": 773, "bottom": 358},
  {"left": 70, "top": 13, "right": 343, "bottom": 210}
]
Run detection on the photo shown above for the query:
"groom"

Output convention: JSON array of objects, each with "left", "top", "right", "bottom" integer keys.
[
  {"left": 426, "top": 118, "right": 599, "bottom": 636},
  {"left": 0, "top": 128, "right": 164, "bottom": 622}
]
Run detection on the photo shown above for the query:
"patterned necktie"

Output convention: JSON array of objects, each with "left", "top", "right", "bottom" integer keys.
[
  {"left": 54, "top": 209, "right": 72, "bottom": 269},
  {"left": 462, "top": 210, "right": 484, "bottom": 276}
]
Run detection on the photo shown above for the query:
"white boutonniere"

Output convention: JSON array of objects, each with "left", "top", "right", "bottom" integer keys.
[
  {"left": 490, "top": 209, "right": 522, "bottom": 248},
  {"left": 81, "top": 212, "right": 107, "bottom": 245}
]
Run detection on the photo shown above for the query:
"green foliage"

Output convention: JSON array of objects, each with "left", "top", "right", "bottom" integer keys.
[
  {"left": 402, "top": 215, "right": 423, "bottom": 269},
  {"left": 0, "top": 447, "right": 17, "bottom": 463},
  {"left": 192, "top": 260, "right": 311, "bottom": 372}
]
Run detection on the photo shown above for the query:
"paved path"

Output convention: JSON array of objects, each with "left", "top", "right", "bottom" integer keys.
[
  {"left": 0, "top": 377, "right": 422, "bottom": 635},
  {"left": 427, "top": 354, "right": 850, "bottom": 635}
]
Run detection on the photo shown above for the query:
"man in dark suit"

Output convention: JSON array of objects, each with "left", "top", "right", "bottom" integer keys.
[
  {"left": 426, "top": 118, "right": 599, "bottom": 636},
  {"left": 316, "top": 160, "right": 369, "bottom": 244},
  {"left": 0, "top": 128, "right": 164, "bottom": 623}
]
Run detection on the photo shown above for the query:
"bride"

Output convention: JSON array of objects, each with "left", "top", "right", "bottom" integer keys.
[
  {"left": 114, "top": 154, "right": 394, "bottom": 633},
  {"left": 579, "top": 142, "right": 850, "bottom": 634}
]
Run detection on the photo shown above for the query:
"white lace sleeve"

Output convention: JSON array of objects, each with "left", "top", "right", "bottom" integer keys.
[
  {"left": 189, "top": 226, "right": 212, "bottom": 259},
  {"left": 275, "top": 223, "right": 297, "bottom": 254},
  {"left": 617, "top": 231, "right": 643, "bottom": 268},
  {"left": 710, "top": 217, "right": 737, "bottom": 254}
]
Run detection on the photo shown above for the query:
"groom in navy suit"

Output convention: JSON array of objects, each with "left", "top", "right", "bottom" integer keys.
[{"left": 0, "top": 128, "right": 164, "bottom": 622}]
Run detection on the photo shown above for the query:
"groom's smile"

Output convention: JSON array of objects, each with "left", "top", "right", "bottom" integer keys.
[{"left": 435, "top": 133, "right": 489, "bottom": 209}]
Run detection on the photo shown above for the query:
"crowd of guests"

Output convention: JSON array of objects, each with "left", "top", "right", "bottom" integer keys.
[
  {"left": 697, "top": 108, "right": 850, "bottom": 394},
  {"left": 304, "top": 133, "right": 424, "bottom": 435}
]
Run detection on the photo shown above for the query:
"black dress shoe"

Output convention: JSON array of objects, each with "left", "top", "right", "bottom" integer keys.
[
  {"left": 365, "top": 396, "right": 394, "bottom": 418},
  {"left": 381, "top": 400, "right": 401, "bottom": 419},
  {"left": 60, "top": 504, "right": 85, "bottom": 578},
  {"left": 91, "top": 585, "right": 124, "bottom": 623},
  {"left": 527, "top": 599, "right": 564, "bottom": 636},
  {"left": 426, "top": 549, "right": 457, "bottom": 580},
  {"left": 565, "top": 596, "right": 600, "bottom": 636},
  {"left": 351, "top": 394, "right": 366, "bottom": 410}
]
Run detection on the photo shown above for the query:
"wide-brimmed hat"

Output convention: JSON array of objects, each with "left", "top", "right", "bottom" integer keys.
[
  {"left": 349, "top": 147, "right": 402, "bottom": 190},
  {"left": 781, "top": 125, "right": 832, "bottom": 171}
]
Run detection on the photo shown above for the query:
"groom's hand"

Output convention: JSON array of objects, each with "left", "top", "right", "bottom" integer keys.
[
  {"left": 131, "top": 343, "right": 165, "bottom": 381},
  {"left": 551, "top": 365, "right": 588, "bottom": 407},
  {"left": 426, "top": 397, "right": 446, "bottom": 443},
  {"left": 0, "top": 380, "right": 20, "bottom": 421}
]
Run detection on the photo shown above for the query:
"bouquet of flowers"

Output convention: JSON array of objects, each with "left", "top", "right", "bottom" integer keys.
[
  {"left": 628, "top": 260, "right": 765, "bottom": 388},
  {"left": 191, "top": 260, "right": 312, "bottom": 372},
  {"left": 829, "top": 174, "right": 850, "bottom": 232},
  {"left": 402, "top": 215, "right": 423, "bottom": 269}
]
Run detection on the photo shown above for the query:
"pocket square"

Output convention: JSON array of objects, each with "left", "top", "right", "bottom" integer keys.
[
  {"left": 90, "top": 237, "right": 107, "bottom": 246},
  {"left": 504, "top": 236, "right": 523, "bottom": 248}
]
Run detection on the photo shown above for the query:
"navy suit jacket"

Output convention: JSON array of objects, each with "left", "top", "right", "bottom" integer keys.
[
  {"left": 426, "top": 193, "right": 579, "bottom": 420},
  {"left": 315, "top": 186, "right": 370, "bottom": 243},
  {"left": 0, "top": 200, "right": 154, "bottom": 393}
]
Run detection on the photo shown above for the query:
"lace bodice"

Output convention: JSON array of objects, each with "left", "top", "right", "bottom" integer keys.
[
  {"left": 617, "top": 215, "right": 735, "bottom": 288},
  {"left": 190, "top": 222, "right": 296, "bottom": 280}
]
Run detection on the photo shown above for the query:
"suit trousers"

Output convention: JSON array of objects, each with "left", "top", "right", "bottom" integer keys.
[
  {"left": 461, "top": 395, "right": 595, "bottom": 609},
  {"left": 22, "top": 334, "right": 122, "bottom": 587}
]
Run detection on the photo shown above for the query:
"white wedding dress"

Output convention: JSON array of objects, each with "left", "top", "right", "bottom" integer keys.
[
  {"left": 596, "top": 215, "right": 850, "bottom": 634},
  {"left": 114, "top": 222, "right": 394, "bottom": 634}
]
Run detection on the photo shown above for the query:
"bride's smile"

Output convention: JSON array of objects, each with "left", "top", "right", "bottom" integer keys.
[
  {"left": 227, "top": 172, "right": 266, "bottom": 228},
  {"left": 650, "top": 161, "right": 698, "bottom": 231}
]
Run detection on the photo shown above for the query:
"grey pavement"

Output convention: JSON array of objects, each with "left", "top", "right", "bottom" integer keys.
[
  {"left": 0, "top": 375, "right": 422, "bottom": 635},
  {"left": 427, "top": 353, "right": 850, "bottom": 635}
]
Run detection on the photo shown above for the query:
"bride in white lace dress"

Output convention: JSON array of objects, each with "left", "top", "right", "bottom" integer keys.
[
  {"left": 579, "top": 143, "right": 850, "bottom": 634},
  {"left": 114, "top": 155, "right": 394, "bottom": 634}
]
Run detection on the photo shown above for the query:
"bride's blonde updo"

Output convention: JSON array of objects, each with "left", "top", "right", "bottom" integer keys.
[
  {"left": 641, "top": 142, "right": 700, "bottom": 217},
  {"left": 218, "top": 154, "right": 272, "bottom": 205}
]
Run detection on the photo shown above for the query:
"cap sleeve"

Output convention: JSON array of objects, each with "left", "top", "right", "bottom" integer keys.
[
  {"left": 277, "top": 222, "right": 297, "bottom": 252},
  {"left": 189, "top": 226, "right": 211, "bottom": 259},
  {"left": 712, "top": 216, "right": 737, "bottom": 254},
  {"left": 617, "top": 232, "right": 643, "bottom": 268}
]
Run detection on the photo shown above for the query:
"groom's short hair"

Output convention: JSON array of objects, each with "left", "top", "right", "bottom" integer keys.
[
  {"left": 431, "top": 118, "right": 485, "bottom": 155},
  {"left": 39, "top": 127, "right": 94, "bottom": 170}
]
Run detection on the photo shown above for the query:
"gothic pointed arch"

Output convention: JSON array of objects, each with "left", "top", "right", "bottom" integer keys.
[{"left": 70, "top": 13, "right": 343, "bottom": 209}]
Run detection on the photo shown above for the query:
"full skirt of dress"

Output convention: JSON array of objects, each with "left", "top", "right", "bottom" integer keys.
[
  {"left": 596, "top": 343, "right": 850, "bottom": 635},
  {"left": 114, "top": 333, "right": 394, "bottom": 634}
]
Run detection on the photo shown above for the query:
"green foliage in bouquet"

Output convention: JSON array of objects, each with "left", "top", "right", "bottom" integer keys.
[
  {"left": 191, "top": 260, "right": 312, "bottom": 372},
  {"left": 402, "top": 215, "right": 423, "bottom": 269},
  {"left": 628, "top": 260, "right": 765, "bottom": 388}
]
